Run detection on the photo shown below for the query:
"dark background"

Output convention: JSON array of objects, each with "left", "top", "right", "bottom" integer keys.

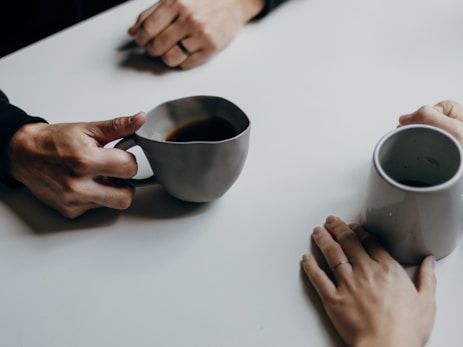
[{"left": 0, "top": 0, "right": 127, "bottom": 58}]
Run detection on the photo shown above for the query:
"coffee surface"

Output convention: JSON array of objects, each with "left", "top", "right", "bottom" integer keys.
[
  {"left": 398, "top": 179, "right": 433, "bottom": 187},
  {"left": 166, "top": 117, "right": 238, "bottom": 142}
]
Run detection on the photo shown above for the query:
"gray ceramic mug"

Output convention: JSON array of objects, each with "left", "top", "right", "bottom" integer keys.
[
  {"left": 115, "top": 95, "right": 250, "bottom": 203},
  {"left": 360, "top": 124, "right": 463, "bottom": 264}
]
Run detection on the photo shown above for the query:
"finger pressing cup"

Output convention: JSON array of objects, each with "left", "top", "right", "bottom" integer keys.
[
  {"left": 177, "top": 40, "right": 191, "bottom": 56},
  {"left": 115, "top": 95, "right": 251, "bottom": 203}
]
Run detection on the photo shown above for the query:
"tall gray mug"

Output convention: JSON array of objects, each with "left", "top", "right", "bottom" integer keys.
[
  {"left": 360, "top": 124, "right": 463, "bottom": 264},
  {"left": 115, "top": 95, "right": 250, "bottom": 203}
]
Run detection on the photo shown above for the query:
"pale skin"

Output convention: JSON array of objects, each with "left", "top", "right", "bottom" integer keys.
[
  {"left": 398, "top": 100, "right": 463, "bottom": 144},
  {"left": 128, "top": 0, "right": 266, "bottom": 69},
  {"left": 302, "top": 216, "right": 437, "bottom": 347},
  {"left": 6, "top": 112, "right": 147, "bottom": 219}
]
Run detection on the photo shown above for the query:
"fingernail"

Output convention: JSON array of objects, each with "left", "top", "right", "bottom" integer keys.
[
  {"left": 129, "top": 112, "right": 144, "bottom": 122},
  {"left": 312, "top": 226, "right": 322, "bottom": 235},
  {"left": 425, "top": 255, "right": 436, "bottom": 269},
  {"left": 302, "top": 254, "right": 310, "bottom": 262},
  {"left": 325, "top": 215, "right": 337, "bottom": 224}
]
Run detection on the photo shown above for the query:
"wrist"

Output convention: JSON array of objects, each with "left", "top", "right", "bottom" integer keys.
[{"left": 6, "top": 122, "right": 48, "bottom": 182}]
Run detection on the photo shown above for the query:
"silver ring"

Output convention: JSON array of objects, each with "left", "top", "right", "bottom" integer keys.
[
  {"left": 177, "top": 40, "right": 191, "bottom": 56},
  {"left": 331, "top": 259, "right": 349, "bottom": 272}
]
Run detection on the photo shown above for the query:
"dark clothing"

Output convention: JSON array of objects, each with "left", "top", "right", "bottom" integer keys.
[
  {"left": 0, "top": 91, "right": 47, "bottom": 185},
  {"left": 256, "top": 0, "right": 287, "bottom": 18},
  {"left": 0, "top": 0, "right": 127, "bottom": 58}
]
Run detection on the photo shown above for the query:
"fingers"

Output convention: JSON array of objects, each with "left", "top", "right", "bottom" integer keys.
[
  {"left": 128, "top": 3, "right": 161, "bottom": 37},
  {"left": 349, "top": 223, "right": 394, "bottom": 263},
  {"left": 80, "top": 147, "right": 139, "bottom": 178},
  {"left": 127, "top": 0, "right": 225, "bottom": 69},
  {"left": 130, "top": 1, "right": 188, "bottom": 55},
  {"left": 301, "top": 253, "right": 336, "bottom": 299},
  {"left": 398, "top": 101, "right": 463, "bottom": 143},
  {"left": 68, "top": 113, "right": 146, "bottom": 178},
  {"left": 179, "top": 49, "right": 212, "bottom": 69},
  {"left": 399, "top": 104, "right": 461, "bottom": 128},
  {"left": 85, "top": 177, "right": 136, "bottom": 210},
  {"left": 416, "top": 256, "right": 437, "bottom": 300},
  {"left": 310, "top": 216, "right": 396, "bottom": 275},
  {"left": 30, "top": 176, "right": 135, "bottom": 219},
  {"left": 321, "top": 216, "right": 371, "bottom": 266},
  {"left": 90, "top": 112, "right": 146, "bottom": 145},
  {"left": 130, "top": 2, "right": 174, "bottom": 46},
  {"left": 311, "top": 225, "right": 353, "bottom": 278},
  {"left": 161, "top": 39, "right": 193, "bottom": 68},
  {"left": 433, "top": 100, "right": 463, "bottom": 120}
]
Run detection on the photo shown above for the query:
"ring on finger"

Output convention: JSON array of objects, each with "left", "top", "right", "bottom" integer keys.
[
  {"left": 331, "top": 259, "right": 350, "bottom": 272},
  {"left": 177, "top": 40, "right": 191, "bottom": 56}
]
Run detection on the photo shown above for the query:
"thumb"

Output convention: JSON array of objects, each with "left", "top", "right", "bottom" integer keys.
[
  {"left": 89, "top": 112, "right": 147, "bottom": 145},
  {"left": 416, "top": 255, "right": 437, "bottom": 298}
]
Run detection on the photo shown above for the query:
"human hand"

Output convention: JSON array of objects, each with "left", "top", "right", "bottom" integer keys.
[
  {"left": 398, "top": 100, "right": 463, "bottom": 144},
  {"left": 6, "top": 113, "right": 147, "bottom": 218},
  {"left": 128, "top": 0, "right": 265, "bottom": 69},
  {"left": 302, "top": 216, "right": 436, "bottom": 347}
]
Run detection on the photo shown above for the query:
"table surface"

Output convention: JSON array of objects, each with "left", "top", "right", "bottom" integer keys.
[{"left": 1, "top": 0, "right": 463, "bottom": 345}]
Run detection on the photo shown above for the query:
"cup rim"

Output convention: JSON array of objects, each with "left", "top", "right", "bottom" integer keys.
[
  {"left": 373, "top": 124, "right": 463, "bottom": 192},
  {"left": 139, "top": 95, "right": 251, "bottom": 144}
]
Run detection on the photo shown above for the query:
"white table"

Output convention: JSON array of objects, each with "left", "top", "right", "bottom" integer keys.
[{"left": 1, "top": 0, "right": 463, "bottom": 345}]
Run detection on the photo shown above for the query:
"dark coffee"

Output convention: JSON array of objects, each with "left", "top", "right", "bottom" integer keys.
[
  {"left": 398, "top": 179, "right": 433, "bottom": 187},
  {"left": 166, "top": 117, "right": 238, "bottom": 142}
]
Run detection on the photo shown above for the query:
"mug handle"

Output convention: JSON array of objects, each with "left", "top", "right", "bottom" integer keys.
[{"left": 114, "top": 136, "right": 159, "bottom": 187}]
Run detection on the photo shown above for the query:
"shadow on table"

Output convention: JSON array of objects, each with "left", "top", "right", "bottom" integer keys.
[
  {"left": 125, "top": 184, "right": 211, "bottom": 219},
  {"left": 299, "top": 242, "right": 346, "bottom": 346},
  {"left": 117, "top": 39, "right": 175, "bottom": 75},
  {"left": 0, "top": 184, "right": 209, "bottom": 235}
]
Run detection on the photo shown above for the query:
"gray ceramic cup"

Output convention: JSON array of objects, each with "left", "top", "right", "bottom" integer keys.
[
  {"left": 115, "top": 95, "right": 250, "bottom": 203},
  {"left": 360, "top": 124, "right": 463, "bottom": 264}
]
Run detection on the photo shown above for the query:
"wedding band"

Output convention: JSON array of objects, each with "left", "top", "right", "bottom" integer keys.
[
  {"left": 177, "top": 40, "right": 191, "bottom": 56},
  {"left": 331, "top": 259, "right": 349, "bottom": 272}
]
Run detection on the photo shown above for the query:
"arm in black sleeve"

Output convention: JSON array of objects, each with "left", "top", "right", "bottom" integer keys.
[
  {"left": 0, "top": 90, "right": 48, "bottom": 185},
  {"left": 255, "top": 0, "right": 288, "bottom": 19}
]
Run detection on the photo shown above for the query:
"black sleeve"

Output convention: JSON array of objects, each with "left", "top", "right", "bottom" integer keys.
[
  {"left": 0, "top": 90, "right": 48, "bottom": 185},
  {"left": 255, "top": 0, "right": 288, "bottom": 19}
]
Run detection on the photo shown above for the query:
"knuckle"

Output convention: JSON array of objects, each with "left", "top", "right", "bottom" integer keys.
[
  {"left": 114, "top": 189, "right": 135, "bottom": 210},
  {"left": 61, "top": 207, "right": 84, "bottom": 219},
  {"left": 139, "top": 21, "right": 155, "bottom": 39},
  {"left": 195, "top": 29, "right": 219, "bottom": 51},
  {"left": 116, "top": 152, "right": 138, "bottom": 178},
  {"left": 124, "top": 163, "right": 138, "bottom": 178},
  {"left": 146, "top": 40, "right": 162, "bottom": 56},
  {"left": 110, "top": 117, "right": 124, "bottom": 133},
  {"left": 337, "top": 230, "right": 357, "bottom": 244},
  {"left": 162, "top": 53, "right": 180, "bottom": 67},
  {"left": 67, "top": 155, "right": 94, "bottom": 174},
  {"left": 183, "top": 12, "right": 200, "bottom": 28},
  {"left": 416, "top": 105, "right": 431, "bottom": 119}
]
